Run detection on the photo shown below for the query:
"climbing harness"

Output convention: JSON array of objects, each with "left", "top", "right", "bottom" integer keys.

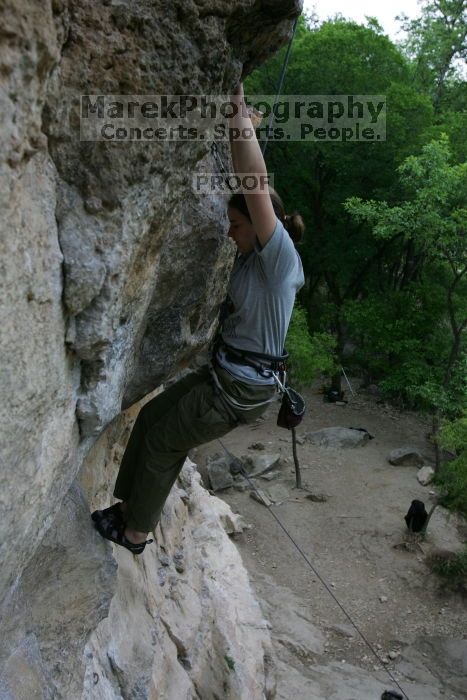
[
  {"left": 210, "top": 338, "right": 305, "bottom": 428},
  {"left": 215, "top": 438, "right": 411, "bottom": 700},
  {"left": 217, "top": 338, "right": 288, "bottom": 375},
  {"left": 209, "top": 362, "right": 277, "bottom": 413},
  {"left": 209, "top": 339, "right": 283, "bottom": 412}
]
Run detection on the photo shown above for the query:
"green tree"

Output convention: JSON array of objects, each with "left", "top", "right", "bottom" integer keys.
[
  {"left": 245, "top": 14, "right": 465, "bottom": 424},
  {"left": 345, "top": 137, "right": 467, "bottom": 464},
  {"left": 247, "top": 18, "right": 434, "bottom": 391},
  {"left": 398, "top": 0, "right": 467, "bottom": 107}
]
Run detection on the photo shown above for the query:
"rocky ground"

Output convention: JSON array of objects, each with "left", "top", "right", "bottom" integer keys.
[{"left": 193, "top": 381, "right": 467, "bottom": 700}]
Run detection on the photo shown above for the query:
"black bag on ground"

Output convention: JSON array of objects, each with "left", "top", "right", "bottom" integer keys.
[
  {"left": 277, "top": 386, "right": 306, "bottom": 429},
  {"left": 404, "top": 499, "right": 428, "bottom": 532}
]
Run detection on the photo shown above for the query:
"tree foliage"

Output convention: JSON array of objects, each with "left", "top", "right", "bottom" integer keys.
[
  {"left": 344, "top": 137, "right": 467, "bottom": 412},
  {"left": 285, "top": 305, "right": 338, "bottom": 388},
  {"left": 437, "top": 412, "right": 467, "bottom": 514},
  {"left": 398, "top": 0, "right": 467, "bottom": 106},
  {"left": 243, "top": 3, "right": 467, "bottom": 478},
  {"left": 245, "top": 11, "right": 466, "bottom": 415}
]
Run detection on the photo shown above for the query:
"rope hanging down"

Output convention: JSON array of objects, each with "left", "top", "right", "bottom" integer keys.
[
  {"left": 213, "top": 16, "right": 407, "bottom": 700},
  {"left": 261, "top": 15, "right": 299, "bottom": 158},
  {"left": 210, "top": 15, "right": 299, "bottom": 184},
  {"left": 216, "top": 437, "right": 410, "bottom": 700}
]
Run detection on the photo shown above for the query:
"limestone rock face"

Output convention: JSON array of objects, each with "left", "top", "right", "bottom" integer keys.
[
  {"left": 0, "top": 484, "right": 118, "bottom": 699},
  {"left": 1, "top": 0, "right": 301, "bottom": 695},
  {"left": 82, "top": 460, "right": 274, "bottom": 700},
  {"left": 0, "top": 451, "right": 274, "bottom": 699}
]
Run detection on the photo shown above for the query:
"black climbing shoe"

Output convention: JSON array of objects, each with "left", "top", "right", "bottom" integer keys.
[
  {"left": 93, "top": 514, "right": 153, "bottom": 555},
  {"left": 91, "top": 502, "right": 125, "bottom": 528}
]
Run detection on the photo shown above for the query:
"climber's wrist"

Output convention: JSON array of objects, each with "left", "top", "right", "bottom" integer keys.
[{"left": 231, "top": 82, "right": 244, "bottom": 102}]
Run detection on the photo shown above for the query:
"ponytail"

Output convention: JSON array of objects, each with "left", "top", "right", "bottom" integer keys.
[{"left": 283, "top": 212, "right": 305, "bottom": 244}]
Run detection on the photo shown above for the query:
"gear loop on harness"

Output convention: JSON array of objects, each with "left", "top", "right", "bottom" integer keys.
[{"left": 208, "top": 361, "right": 278, "bottom": 412}]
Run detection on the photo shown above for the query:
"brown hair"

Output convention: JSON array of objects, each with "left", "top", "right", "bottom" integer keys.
[{"left": 228, "top": 186, "right": 305, "bottom": 244}]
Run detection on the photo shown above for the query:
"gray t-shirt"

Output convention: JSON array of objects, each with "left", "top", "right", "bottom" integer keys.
[{"left": 216, "top": 217, "right": 305, "bottom": 384}]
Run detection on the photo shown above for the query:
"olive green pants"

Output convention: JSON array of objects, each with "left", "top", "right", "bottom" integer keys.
[{"left": 113, "top": 364, "right": 276, "bottom": 533}]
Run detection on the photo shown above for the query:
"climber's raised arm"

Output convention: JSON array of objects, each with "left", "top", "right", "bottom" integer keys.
[{"left": 229, "top": 83, "right": 277, "bottom": 247}]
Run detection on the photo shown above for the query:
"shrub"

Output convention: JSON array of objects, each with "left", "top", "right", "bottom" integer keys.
[
  {"left": 286, "top": 305, "right": 338, "bottom": 388},
  {"left": 428, "top": 548, "right": 467, "bottom": 578},
  {"left": 436, "top": 413, "right": 467, "bottom": 516}
]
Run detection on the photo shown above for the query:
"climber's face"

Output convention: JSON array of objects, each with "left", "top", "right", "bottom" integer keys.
[{"left": 227, "top": 207, "right": 256, "bottom": 254}]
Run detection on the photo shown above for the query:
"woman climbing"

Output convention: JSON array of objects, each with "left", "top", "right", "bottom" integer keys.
[{"left": 92, "top": 83, "right": 305, "bottom": 554}]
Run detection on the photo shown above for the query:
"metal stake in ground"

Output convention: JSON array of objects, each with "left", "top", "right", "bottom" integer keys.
[{"left": 291, "top": 426, "right": 302, "bottom": 489}]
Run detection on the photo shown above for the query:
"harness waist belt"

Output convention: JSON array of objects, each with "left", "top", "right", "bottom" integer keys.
[{"left": 219, "top": 341, "right": 288, "bottom": 372}]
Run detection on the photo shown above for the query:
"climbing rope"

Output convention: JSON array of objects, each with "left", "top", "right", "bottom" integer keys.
[
  {"left": 216, "top": 437, "right": 411, "bottom": 700},
  {"left": 210, "top": 15, "right": 299, "bottom": 182},
  {"left": 261, "top": 15, "right": 299, "bottom": 157},
  {"left": 212, "top": 16, "right": 408, "bottom": 699}
]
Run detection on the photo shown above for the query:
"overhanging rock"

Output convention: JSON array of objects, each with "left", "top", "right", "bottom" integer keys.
[{"left": 0, "top": 0, "right": 301, "bottom": 695}]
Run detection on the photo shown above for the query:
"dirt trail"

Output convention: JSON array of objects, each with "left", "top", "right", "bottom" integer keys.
[{"left": 193, "top": 382, "right": 467, "bottom": 700}]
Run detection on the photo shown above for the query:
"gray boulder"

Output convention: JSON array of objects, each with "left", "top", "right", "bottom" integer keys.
[
  {"left": 388, "top": 447, "right": 425, "bottom": 466},
  {"left": 232, "top": 477, "right": 251, "bottom": 492},
  {"left": 417, "top": 466, "right": 435, "bottom": 485},
  {"left": 259, "top": 470, "right": 281, "bottom": 481},
  {"left": 242, "top": 453, "right": 281, "bottom": 477},
  {"left": 305, "top": 427, "right": 370, "bottom": 449},
  {"left": 207, "top": 457, "right": 234, "bottom": 491},
  {"left": 248, "top": 442, "right": 265, "bottom": 451}
]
